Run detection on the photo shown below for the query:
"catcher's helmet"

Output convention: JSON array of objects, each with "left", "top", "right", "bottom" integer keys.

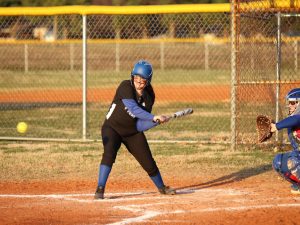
[
  {"left": 131, "top": 60, "right": 153, "bottom": 85},
  {"left": 286, "top": 88, "right": 300, "bottom": 101},
  {"left": 286, "top": 88, "right": 300, "bottom": 116}
]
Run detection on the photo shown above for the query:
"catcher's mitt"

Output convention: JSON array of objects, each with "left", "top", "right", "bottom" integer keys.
[{"left": 256, "top": 115, "right": 274, "bottom": 143}]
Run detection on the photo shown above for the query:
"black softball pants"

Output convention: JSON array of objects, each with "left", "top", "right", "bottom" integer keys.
[{"left": 101, "top": 124, "right": 159, "bottom": 177}]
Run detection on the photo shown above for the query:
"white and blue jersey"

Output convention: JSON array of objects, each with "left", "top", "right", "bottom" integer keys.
[{"left": 276, "top": 114, "right": 300, "bottom": 153}]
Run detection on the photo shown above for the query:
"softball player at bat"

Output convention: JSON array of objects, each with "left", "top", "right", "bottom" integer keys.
[
  {"left": 271, "top": 88, "right": 300, "bottom": 194},
  {"left": 94, "top": 60, "right": 176, "bottom": 199}
]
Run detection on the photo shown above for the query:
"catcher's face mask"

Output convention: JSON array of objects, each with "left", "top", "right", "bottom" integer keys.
[
  {"left": 287, "top": 101, "right": 299, "bottom": 115},
  {"left": 286, "top": 88, "right": 300, "bottom": 116}
]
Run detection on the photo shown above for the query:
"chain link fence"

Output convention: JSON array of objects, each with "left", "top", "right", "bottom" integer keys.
[
  {"left": 1, "top": 3, "right": 299, "bottom": 147},
  {"left": 0, "top": 5, "right": 232, "bottom": 143},
  {"left": 233, "top": 0, "right": 300, "bottom": 147}
]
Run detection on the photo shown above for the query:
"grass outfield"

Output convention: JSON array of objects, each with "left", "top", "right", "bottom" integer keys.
[
  {"left": 0, "top": 141, "right": 274, "bottom": 181},
  {"left": 0, "top": 69, "right": 230, "bottom": 90},
  {"left": 0, "top": 102, "right": 231, "bottom": 140}
]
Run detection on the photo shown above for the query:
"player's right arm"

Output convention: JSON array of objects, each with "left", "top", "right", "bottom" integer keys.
[
  {"left": 275, "top": 115, "right": 300, "bottom": 152},
  {"left": 122, "top": 99, "right": 169, "bottom": 123},
  {"left": 275, "top": 115, "right": 300, "bottom": 130},
  {"left": 122, "top": 99, "right": 155, "bottom": 121}
]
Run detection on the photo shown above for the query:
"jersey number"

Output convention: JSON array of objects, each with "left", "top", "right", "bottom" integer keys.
[{"left": 106, "top": 103, "right": 116, "bottom": 120}]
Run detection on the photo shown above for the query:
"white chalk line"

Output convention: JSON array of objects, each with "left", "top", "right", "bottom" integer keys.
[
  {"left": 0, "top": 191, "right": 144, "bottom": 198},
  {"left": 106, "top": 209, "right": 160, "bottom": 225},
  {"left": 108, "top": 203, "right": 185, "bottom": 225},
  {"left": 196, "top": 203, "right": 300, "bottom": 212},
  {"left": 0, "top": 191, "right": 173, "bottom": 203},
  {"left": 0, "top": 188, "right": 245, "bottom": 198}
]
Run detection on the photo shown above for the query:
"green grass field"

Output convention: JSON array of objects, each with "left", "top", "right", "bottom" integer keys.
[
  {"left": 0, "top": 141, "right": 274, "bottom": 181},
  {"left": 0, "top": 69, "right": 231, "bottom": 90},
  {"left": 0, "top": 102, "right": 231, "bottom": 140}
]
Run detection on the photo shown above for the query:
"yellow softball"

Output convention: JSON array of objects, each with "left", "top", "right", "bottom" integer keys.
[{"left": 17, "top": 122, "right": 28, "bottom": 134}]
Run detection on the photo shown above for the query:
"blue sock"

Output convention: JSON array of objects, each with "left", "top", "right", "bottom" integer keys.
[
  {"left": 97, "top": 164, "right": 112, "bottom": 188},
  {"left": 150, "top": 171, "right": 165, "bottom": 189}
]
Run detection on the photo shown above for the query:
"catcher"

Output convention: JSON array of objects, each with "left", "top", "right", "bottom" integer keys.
[{"left": 258, "top": 88, "right": 300, "bottom": 194}]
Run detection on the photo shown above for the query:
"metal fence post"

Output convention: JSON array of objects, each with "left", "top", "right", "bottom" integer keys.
[
  {"left": 204, "top": 41, "right": 209, "bottom": 70},
  {"left": 275, "top": 12, "right": 281, "bottom": 142},
  {"left": 230, "top": 1, "right": 237, "bottom": 151},
  {"left": 82, "top": 15, "right": 87, "bottom": 140},
  {"left": 70, "top": 42, "right": 74, "bottom": 71},
  {"left": 24, "top": 44, "right": 28, "bottom": 73},
  {"left": 115, "top": 29, "right": 120, "bottom": 72},
  {"left": 160, "top": 41, "right": 165, "bottom": 70},
  {"left": 294, "top": 39, "right": 298, "bottom": 72}
]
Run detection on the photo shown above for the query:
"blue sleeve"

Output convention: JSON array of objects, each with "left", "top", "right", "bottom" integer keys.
[
  {"left": 122, "top": 99, "right": 154, "bottom": 121},
  {"left": 136, "top": 119, "right": 158, "bottom": 132},
  {"left": 276, "top": 115, "right": 300, "bottom": 130}
]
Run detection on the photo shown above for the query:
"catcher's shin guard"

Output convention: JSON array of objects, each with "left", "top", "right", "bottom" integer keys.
[
  {"left": 94, "top": 186, "right": 105, "bottom": 199},
  {"left": 287, "top": 156, "right": 300, "bottom": 180},
  {"left": 273, "top": 152, "right": 300, "bottom": 186}
]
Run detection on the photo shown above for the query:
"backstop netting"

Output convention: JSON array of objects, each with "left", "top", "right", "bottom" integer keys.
[
  {"left": 232, "top": 0, "right": 300, "bottom": 147},
  {"left": 0, "top": 5, "right": 232, "bottom": 143},
  {"left": 0, "top": 2, "right": 299, "bottom": 148}
]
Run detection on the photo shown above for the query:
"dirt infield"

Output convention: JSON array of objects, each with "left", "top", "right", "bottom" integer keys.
[
  {"left": 0, "top": 85, "right": 230, "bottom": 103},
  {"left": 1, "top": 173, "right": 300, "bottom": 225},
  {"left": 1, "top": 83, "right": 298, "bottom": 104}
]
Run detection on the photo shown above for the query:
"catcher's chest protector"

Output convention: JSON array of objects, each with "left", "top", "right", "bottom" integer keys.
[{"left": 293, "top": 127, "right": 300, "bottom": 143}]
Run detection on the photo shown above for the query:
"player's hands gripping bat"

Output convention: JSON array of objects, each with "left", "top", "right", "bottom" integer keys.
[
  {"left": 155, "top": 108, "right": 193, "bottom": 124},
  {"left": 256, "top": 115, "right": 274, "bottom": 143}
]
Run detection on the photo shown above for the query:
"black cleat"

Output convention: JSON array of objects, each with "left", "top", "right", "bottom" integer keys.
[
  {"left": 94, "top": 186, "right": 105, "bottom": 199},
  {"left": 158, "top": 185, "right": 176, "bottom": 195}
]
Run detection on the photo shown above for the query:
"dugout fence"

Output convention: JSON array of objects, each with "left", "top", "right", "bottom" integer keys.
[{"left": 0, "top": 2, "right": 299, "bottom": 149}]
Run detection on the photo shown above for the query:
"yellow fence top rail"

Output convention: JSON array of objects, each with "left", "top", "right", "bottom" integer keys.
[
  {"left": 239, "top": 0, "right": 300, "bottom": 11},
  {"left": 0, "top": 4, "right": 230, "bottom": 16},
  {"left": 0, "top": 1, "right": 298, "bottom": 16}
]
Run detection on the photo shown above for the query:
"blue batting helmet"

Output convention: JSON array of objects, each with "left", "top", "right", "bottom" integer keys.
[
  {"left": 286, "top": 88, "right": 300, "bottom": 101},
  {"left": 131, "top": 60, "right": 153, "bottom": 85}
]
